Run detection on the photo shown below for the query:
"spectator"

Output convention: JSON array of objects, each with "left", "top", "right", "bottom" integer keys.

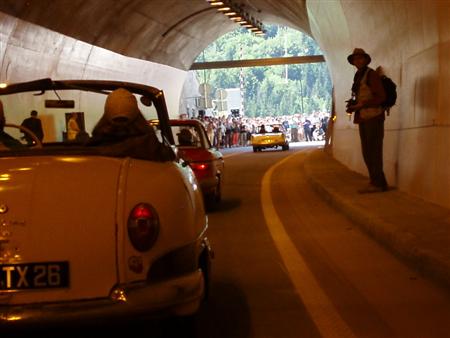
[
  {"left": 346, "top": 48, "right": 388, "bottom": 193},
  {"left": 232, "top": 120, "right": 240, "bottom": 146},
  {"left": 303, "top": 119, "right": 313, "bottom": 141},
  {"left": 21, "top": 110, "right": 44, "bottom": 145},
  {"left": 205, "top": 117, "right": 214, "bottom": 145},
  {"left": 290, "top": 118, "right": 299, "bottom": 142},
  {"left": 240, "top": 123, "right": 247, "bottom": 146},
  {"left": 67, "top": 113, "right": 81, "bottom": 141},
  {"left": 225, "top": 120, "right": 232, "bottom": 148}
]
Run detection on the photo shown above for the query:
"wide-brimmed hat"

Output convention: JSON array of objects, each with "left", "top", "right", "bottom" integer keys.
[
  {"left": 347, "top": 48, "right": 371, "bottom": 65},
  {"left": 104, "top": 88, "right": 140, "bottom": 124}
]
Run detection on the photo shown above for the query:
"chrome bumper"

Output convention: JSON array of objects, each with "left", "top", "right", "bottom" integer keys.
[
  {"left": 254, "top": 141, "right": 286, "bottom": 147},
  {"left": 0, "top": 270, "right": 204, "bottom": 328}
]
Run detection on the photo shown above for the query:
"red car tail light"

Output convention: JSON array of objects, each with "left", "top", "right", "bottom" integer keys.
[
  {"left": 189, "top": 162, "right": 212, "bottom": 179},
  {"left": 127, "top": 203, "right": 159, "bottom": 252}
]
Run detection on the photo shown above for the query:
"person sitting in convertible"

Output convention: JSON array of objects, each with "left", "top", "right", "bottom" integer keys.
[
  {"left": 177, "top": 128, "right": 195, "bottom": 146},
  {"left": 88, "top": 88, "right": 174, "bottom": 161}
]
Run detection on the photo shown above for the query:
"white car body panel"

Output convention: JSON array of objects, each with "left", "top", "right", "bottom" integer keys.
[
  {"left": 0, "top": 156, "right": 121, "bottom": 303},
  {"left": 0, "top": 155, "right": 205, "bottom": 305},
  {"left": 118, "top": 158, "right": 205, "bottom": 283}
]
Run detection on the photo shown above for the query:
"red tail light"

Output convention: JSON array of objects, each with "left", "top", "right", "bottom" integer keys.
[
  {"left": 189, "top": 162, "right": 212, "bottom": 179},
  {"left": 127, "top": 203, "right": 159, "bottom": 252},
  {"left": 189, "top": 162, "right": 210, "bottom": 171}
]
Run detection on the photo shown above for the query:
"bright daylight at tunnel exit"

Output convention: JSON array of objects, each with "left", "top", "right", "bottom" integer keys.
[{"left": 181, "top": 25, "right": 333, "bottom": 148}]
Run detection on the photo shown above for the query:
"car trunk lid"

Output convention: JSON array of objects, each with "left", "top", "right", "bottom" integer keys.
[
  {"left": 177, "top": 147, "right": 214, "bottom": 163},
  {"left": 0, "top": 155, "right": 123, "bottom": 304}
]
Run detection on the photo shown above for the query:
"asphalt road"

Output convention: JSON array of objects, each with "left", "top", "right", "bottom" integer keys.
[
  {"left": 20, "top": 144, "right": 450, "bottom": 338},
  {"left": 192, "top": 145, "right": 450, "bottom": 338}
]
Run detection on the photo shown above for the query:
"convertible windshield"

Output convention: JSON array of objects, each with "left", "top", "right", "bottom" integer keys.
[{"left": 0, "top": 80, "right": 174, "bottom": 161}]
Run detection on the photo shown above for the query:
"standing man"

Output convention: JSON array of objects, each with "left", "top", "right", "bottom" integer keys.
[
  {"left": 346, "top": 48, "right": 388, "bottom": 193},
  {"left": 303, "top": 118, "right": 312, "bottom": 142},
  {"left": 21, "top": 110, "right": 44, "bottom": 145},
  {"left": 290, "top": 117, "right": 299, "bottom": 142}
]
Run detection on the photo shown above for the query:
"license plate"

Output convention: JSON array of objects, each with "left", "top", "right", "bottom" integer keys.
[{"left": 0, "top": 261, "right": 69, "bottom": 291}]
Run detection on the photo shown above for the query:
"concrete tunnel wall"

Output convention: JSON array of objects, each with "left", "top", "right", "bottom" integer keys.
[
  {"left": 0, "top": 1, "right": 449, "bottom": 210},
  {"left": 307, "top": 0, "right": 450, "bottom": 209},
  {"left": 0, "top": 12, "right": 188, "bottom": 136}
]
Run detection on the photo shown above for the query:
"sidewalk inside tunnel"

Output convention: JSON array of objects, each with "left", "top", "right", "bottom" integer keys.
[{"left": 303, "top": 148, "right": 450, "bottom": 292}]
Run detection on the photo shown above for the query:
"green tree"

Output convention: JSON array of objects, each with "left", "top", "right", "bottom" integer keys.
[{"left": 195, "top": 25, "right": 332, "bottom": 117}]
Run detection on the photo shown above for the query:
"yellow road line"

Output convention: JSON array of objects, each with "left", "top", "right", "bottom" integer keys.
[{"left": 261, "top": 153, "right": 356, "bottom": 338}]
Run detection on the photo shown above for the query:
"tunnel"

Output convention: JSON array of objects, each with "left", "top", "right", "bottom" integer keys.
[{"left": 0, "top": 0, "right": 448, "bottom": 209}]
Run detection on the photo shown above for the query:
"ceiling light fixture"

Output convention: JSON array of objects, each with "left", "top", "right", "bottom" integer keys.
[
  {"left": 208, "top": 1, "right": 225, "bottom": 5},
  {"left": 205, "top": 0, "right": 266, "bottom": 37}
]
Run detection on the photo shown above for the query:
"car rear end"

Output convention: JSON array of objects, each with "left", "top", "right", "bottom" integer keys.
[
  {"left": 178, "top": 147, "right": 221, "bottom": 198},
  {"left": 0, "top": 153, "right": 210, "bottom": 329},
  {"left": 0, "top": 79, "right": 211, "bottom": 330},
  {"left": 169, "top": 120, "right": 224, "bottom": 204},
  {"left": 251, "top": 132, "right": 288, "bottom": 151},
  {"left": 117, "top": 156, "right": 210, "bottom": 317}
]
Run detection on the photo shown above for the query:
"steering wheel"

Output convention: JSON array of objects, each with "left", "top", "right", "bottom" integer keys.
[{"left": 4, "top": 123, "right": 43, "bottom": 149}]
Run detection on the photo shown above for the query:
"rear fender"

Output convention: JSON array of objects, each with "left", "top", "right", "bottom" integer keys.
[{"left": 117, "top": 159, "right": 206, "bottom": 284}]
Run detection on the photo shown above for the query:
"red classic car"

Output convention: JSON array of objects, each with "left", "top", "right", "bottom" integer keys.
[
  {"left": 172, "top": 119, "right": 225, "bottom": 206},
  {"left": 152, "top": 119, "right": 224, "bottom": 206}
]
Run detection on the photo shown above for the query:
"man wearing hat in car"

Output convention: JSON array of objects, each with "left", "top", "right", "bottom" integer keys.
[
  {"left": 346, "top": 48, "right": 388, "bottom": 193},
  {"left": 88, "top": 88, "right": 174, "bottom": 162}
]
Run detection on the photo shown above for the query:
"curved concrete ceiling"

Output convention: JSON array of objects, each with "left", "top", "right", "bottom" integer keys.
[{"left": 0, "top": 0, "right": 310, "bottom": 70}]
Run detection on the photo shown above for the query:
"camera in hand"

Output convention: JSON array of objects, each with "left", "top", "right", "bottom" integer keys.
[{"left": 346, "top": 98, "right": 357, "bottom": 113}]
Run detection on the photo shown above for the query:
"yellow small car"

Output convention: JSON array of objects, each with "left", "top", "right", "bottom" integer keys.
[{"left": 251, "top": 124, "right": 289, "bottom": 152}]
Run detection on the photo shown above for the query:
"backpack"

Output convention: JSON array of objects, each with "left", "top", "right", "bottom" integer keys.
[{"left": 380, "top": 75, "right": 397, "bottom": 115}]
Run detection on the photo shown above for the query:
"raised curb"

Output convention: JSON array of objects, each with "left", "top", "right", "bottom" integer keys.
[{"left": 303, "top": 149, "right": 450, "bottom": 291}]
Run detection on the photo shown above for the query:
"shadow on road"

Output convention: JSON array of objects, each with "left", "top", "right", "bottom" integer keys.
[
  {"left": 195, "top": 280, "right": 251, "bottom": 338},
  {"left": 206, "top": 198, "right": 242, "bottom": 213}
]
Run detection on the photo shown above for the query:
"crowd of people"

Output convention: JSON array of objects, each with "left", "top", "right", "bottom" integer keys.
[
  {"left": 192, "top": 112, "right": 330, "bottom": 149},
  {"left": 2, "top": 97, "right": 330, "bottom": 152}
]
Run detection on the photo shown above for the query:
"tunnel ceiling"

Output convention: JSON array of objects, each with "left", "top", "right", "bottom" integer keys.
[{"left": 0, "top": 0, "right": 310, "bottom": 70}]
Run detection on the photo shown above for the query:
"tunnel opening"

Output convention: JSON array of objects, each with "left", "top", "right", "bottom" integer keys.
[{"left": 180, "top": 25, "right": 332, "bottom": 146}]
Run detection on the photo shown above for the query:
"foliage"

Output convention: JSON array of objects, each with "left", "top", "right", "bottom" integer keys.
[{"left": 195, "top": 26, "right": 332, "bottom": 117}]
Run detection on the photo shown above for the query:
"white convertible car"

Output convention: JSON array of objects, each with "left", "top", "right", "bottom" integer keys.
[{"left": 0, "top": 79, "right": 212, "bottom": 329}]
